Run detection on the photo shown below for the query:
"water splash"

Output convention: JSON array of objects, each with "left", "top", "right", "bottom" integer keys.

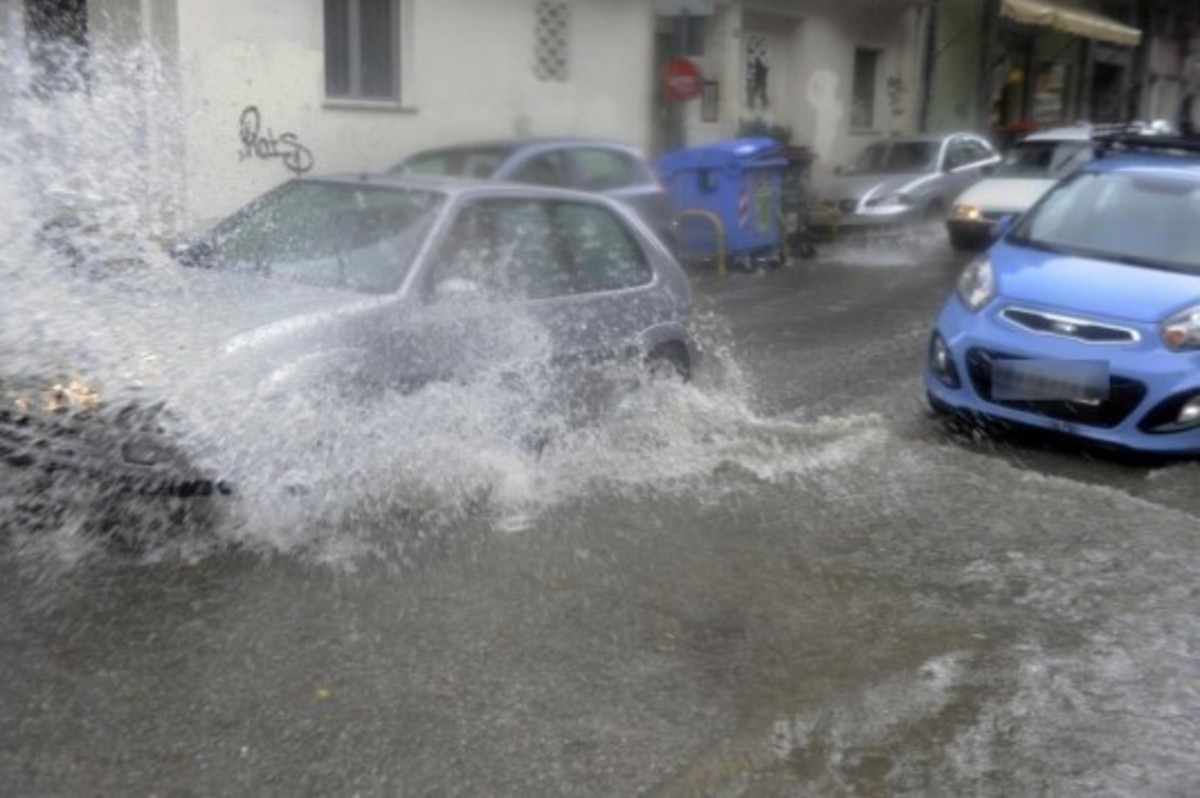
[{"left": 0, "top": 29, "right": 904, "bottom": 574}]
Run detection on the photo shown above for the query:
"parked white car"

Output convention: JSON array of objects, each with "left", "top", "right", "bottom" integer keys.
[{"left": 945, "top": 125, "right": 1095, "bottom": 251}]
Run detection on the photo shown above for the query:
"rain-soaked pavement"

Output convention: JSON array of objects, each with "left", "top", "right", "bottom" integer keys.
[{"left": 3, "top": 232, "right": 1200, "bottom": 797}]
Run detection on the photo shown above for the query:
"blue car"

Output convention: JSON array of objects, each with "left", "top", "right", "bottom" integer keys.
[{"left": 926, "top": 136, "right": 1200, "bottom": 456}]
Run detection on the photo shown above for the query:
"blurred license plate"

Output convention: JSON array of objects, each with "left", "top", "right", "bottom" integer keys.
[{"left": 992, "top": 359, "right": 1110, "bottom": 404}]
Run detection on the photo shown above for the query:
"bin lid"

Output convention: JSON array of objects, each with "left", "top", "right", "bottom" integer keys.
[{"left": 658, "top": 137, "right": 787, "bottom": 175}]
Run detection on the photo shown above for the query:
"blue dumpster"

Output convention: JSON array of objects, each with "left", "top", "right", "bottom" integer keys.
[{"left": 658, "top": 138, "right": 788, "bottom": 264}]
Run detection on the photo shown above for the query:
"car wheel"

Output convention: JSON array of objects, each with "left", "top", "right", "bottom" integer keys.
[{"left": 645, "top": 342, "right": 691, "bottom": 383}]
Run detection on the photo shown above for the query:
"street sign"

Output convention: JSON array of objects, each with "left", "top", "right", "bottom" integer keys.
[
  {"left": 652, "top": 0, "right": 715, "bottom": 16},
  {"left": 663, "top": 57, "right": 703, "bottom": 102}
]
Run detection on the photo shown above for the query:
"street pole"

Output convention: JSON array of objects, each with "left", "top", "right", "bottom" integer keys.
[{"left": 979, "top": 0, "right": 999, "bottom": 135}]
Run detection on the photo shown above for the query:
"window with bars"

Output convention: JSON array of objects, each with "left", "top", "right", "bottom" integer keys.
[
  {"left": 534, "top": 0, "right": 571, "bottom": 82},
  {"left": 744, "top": 33, "right": 770, "bottom": 109},
  {"left": 325, "top": 0, "right": 401, "bottom": 101}
]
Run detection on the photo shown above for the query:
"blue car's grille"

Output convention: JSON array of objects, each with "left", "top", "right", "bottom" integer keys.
[
  {"left": 966, "top": 348, "right": 1147, "bottom": 429},
  {"left": 1000, "top": 307, "right": 1138, "bottom": 344}
]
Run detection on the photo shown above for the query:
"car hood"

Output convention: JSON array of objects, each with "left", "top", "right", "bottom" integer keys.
[
  {"left": 993, "top": 241, "right": 1200, "bottom": 323},
  {"left": 819, "top": 172, "right": 938, "bottom": 202},
  {"left": 159, "top": 267, "right": 387, "bottom": 354},
  {"left": 954, "top": 178, "right": 1056, "bottom": 214}
]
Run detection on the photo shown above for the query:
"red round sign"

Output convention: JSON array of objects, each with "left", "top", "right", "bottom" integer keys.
[{"left": 663, "top": 57, "right": 703, "bottom": 102}]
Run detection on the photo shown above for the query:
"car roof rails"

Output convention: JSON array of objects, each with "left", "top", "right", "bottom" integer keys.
[{"left": 1093, "top": 132, "right": 1200, "bottom": 159}]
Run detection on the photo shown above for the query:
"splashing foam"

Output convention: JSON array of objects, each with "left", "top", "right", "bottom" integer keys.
[
  {"left": 0, "top": 34, "right": 898, "bottom": 572},
  {"left": 818, "top": 223, "right": 950, "bottom": 269}
]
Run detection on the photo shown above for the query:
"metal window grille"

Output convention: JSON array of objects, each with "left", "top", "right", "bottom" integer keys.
[
  {"left": 744, "top": 33, "right": 770, "bottom": 109},
  {"left": 534, "top": 0, "right": 571, "bottom": 82}
]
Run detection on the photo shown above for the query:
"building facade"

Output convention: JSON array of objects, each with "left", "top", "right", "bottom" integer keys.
[
  {"left": 652, "top": 0, "right": 926, "bottom": 180},
  {"left": 922, "top": 0, "right": 1200, "bottom": 148},
  {"left": 4, "top": 0, "right": 658, "bottom": 224}
]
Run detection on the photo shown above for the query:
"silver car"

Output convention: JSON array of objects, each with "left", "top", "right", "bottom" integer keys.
[
  {"left": 3, "top": 175, "right": 696, "bottom": 529},
  {"left": 817, "top": 133, "right": 1000, "bottom": 231},
  {"left": 391, "top": 138, "right": 674, "bottom": 244}
]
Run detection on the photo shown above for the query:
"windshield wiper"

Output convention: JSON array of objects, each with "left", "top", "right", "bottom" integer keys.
[{"left": 1020, "top": 238, "right": 1198, "bottom": 275}]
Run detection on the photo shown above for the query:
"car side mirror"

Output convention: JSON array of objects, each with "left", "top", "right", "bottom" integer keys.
[{"left": 991, "top": 214, "right": 1017, "bottom": 241}]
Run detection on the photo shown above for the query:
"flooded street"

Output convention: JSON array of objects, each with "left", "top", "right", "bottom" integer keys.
[{"left": 3, "top": 236, "right": 1199, "bottom": 796}]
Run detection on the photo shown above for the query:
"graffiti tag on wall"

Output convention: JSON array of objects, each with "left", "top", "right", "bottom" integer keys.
[{"left": 237, "top": 106, "right": 314, "bottom": 175}]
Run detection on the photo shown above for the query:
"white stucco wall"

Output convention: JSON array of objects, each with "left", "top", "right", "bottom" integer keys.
[
  {"left": 680, "top": 0, "right": 921, "bottom": 182},
  {"left": 174, "top": 0, "right": 655, "bottom": 222}
]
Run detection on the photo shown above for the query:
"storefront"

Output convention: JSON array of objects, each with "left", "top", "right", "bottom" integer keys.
[{"left": 987, "top": 0, "right": 1142, "bottom": 146}]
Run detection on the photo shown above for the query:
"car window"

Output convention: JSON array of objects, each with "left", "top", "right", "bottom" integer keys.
[
  {"left": 427, "top": 198, "right": 650, "bottom": 300},
  {"left": 944, "top": 138, "right": 971, "bottom": 169},
  {"left": 427, "top": 199, "right": 565, "bottom": 300},
  {"left": 553, "top": 202, "right": 652, "bottom": 292},
  {"left": 510, "top": 151, "right": 570, "bottom": 187},
  {"left": 996, "top": 141, "right": 1092, "bottom": 178},
  {"left": 569, "top": 148, "right": 643, "bottom": 190},
  {"left": 208, "top": 181, "right": 443, "bottom": 293},
  {"left": 1014, "top": 171, "right": 1200, "bottom": 274},
  {"left": 398, "top": 148, "right": 510, "bottom": 179},
  {"left": 962, "top": 138, "right": 995, "bottom": 164}
]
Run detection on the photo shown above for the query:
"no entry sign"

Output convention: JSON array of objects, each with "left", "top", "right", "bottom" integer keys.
[{"left": 663, "top": 57, "right": 703, "bottom": 102}]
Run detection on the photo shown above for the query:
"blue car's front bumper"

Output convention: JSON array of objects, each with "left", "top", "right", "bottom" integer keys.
[{"left": 925, "top": 295, "right": 1200, "bottom": 455}]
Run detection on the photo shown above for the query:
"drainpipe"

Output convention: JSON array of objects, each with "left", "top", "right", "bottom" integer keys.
[
  {"left": 918, "top": 0, "right": 939, "bottom": 132},
  {"left": 979, "top": 0, "right": 1000, "bottom": 134}
]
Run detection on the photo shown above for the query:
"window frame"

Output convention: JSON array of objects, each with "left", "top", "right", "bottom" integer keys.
[
  {"left": 323, "top": 0, "right": 404, "bottom": 105},
  {"left": 850, "top": 47, "right": 881, "bottom": 133}
]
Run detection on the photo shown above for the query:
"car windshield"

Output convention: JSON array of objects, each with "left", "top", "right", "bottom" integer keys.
[
  {"left": 396, "top": 147, "right": 512, "bottom": 179},
  {"left": 204, "top": 181, "right": 444, "bottom": 293},
  {"left": 996, "top": 140, "right": 1092, "bottom": 177},
  {"left": 1013, "top": 169, "right": 1200, "bottom": 274},
  {"left": 844, "top": 141, "right": 939, "bottom": 175}
]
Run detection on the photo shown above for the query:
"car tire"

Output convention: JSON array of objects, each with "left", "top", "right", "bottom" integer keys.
[{"left": 645, "top": 342, "right": 691, "bottom": 383}]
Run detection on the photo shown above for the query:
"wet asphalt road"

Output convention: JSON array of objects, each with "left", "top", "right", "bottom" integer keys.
[{"left": 2, "top": 233, "right": 1199, "bottom": 796}]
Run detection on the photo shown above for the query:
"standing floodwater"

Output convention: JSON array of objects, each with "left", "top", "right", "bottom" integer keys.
[{"left": 4, "top": 19, "right": 1200, "bottom": 797}]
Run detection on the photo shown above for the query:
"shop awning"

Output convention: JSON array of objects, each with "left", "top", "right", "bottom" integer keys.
[{"left": 1000, "top": 0, "right": 1142, "bottom": 48}]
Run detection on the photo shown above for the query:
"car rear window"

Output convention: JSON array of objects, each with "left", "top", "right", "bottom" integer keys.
[
  {"left": 571, "top": 148, "right": 648, "bottom": 190},
  {"left": 997, "top": 141, "right": 1092, "bottom": 178},
  {"left": 397, "top": 148, "right": 511, "bottom": 179},
  {"left": 1013, "top": 170, "right": 1200, "bottom": 274}
]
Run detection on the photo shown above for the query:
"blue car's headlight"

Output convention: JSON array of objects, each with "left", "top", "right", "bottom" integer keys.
[
  {"left": 956, "top": 256, "right": 994, "bottom": 312},
  {"left": 1162, "top": 305, "right": 1200, "bottom": 351}
]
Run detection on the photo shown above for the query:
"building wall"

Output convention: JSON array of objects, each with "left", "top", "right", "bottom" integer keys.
[
  {"left": 676, "top": 0, "right": 922, "bottom": 182},
  {"left": 174, "top": 0, "right": 655, "bottom": 223}
]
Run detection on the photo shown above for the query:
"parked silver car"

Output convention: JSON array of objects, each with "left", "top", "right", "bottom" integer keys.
[
  {"left": 391, "top": 138, "right": 674, "bottom": 244},
  {"left": 4, "top": 175, "right": 696, "bottom": 527},
  {"left": 816, "top": 133, "right": 1001, "bottom": 231}
]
